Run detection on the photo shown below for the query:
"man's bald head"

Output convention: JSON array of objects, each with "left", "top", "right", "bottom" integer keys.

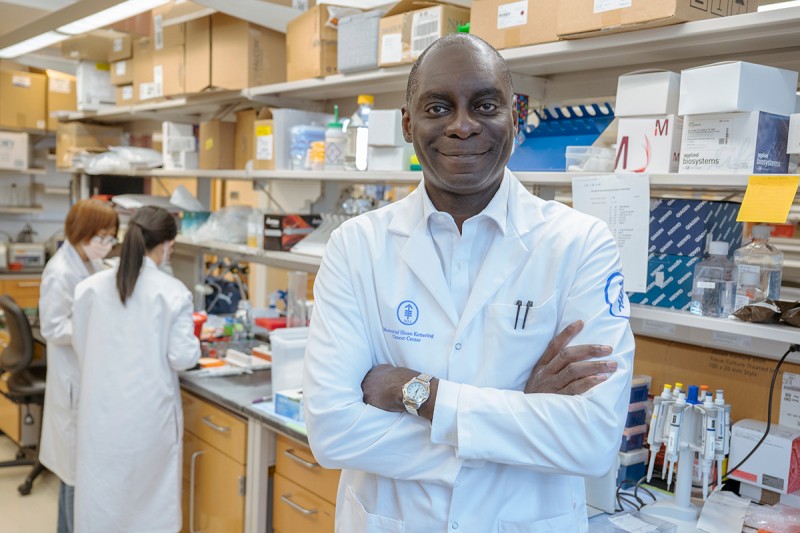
[{"left": 405, "top": 33, "right": 513, "bottom": 108}]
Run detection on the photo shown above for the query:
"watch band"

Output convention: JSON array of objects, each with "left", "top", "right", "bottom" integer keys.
[{"left": 404, "top": 373, "right": 433, "bottom": 416}]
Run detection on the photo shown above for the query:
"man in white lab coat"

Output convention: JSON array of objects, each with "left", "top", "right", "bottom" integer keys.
[{"left": 304, "top": 33, "right": 635, "bottom": 532}]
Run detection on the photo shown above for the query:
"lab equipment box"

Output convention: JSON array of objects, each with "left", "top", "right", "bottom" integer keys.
[
  {"left": 648, "top": 198, "right": 742, "bottom": 257},
  {"left": 0, "top": 132, "right": 29, "bottom": 171},
  {"left": 679, "top": 62, "right": 798, "bottom": 117},
  {"left": 275, "top": 388, "right": 304, "bottom": 422},
  {"left": 469, "top": 0, "right": 558, "bottom": 51},
  {"left": 620, "top": 425, "right": 647, "bottom": 452},
  {"left": 45, "top": 70, "right": 77, "bottom": 132},
  {"left": 110, "top": 60, "right": 133, "bottom": 86},
  {"left": 263, "top": 213, "right": 323, "bottom": 252},
  {"left": 679, "top": 111, "right": 791, "bottom": 175},
  {"left": 368, "top": 109, "right": 405, "bottom": 147},
  {"left": 628, "top": 253, "right": 696, "bottom": 311},
  {"left": 625, "top": 401, "right": 648, "bottom": 428},
  {"left": 338, "top": 9, "right": 385, "bottom": 73},
  {"left": 629, "top": 375, "right": 652, "bottom": 403},
  {"left": 615, "top": 71, "right": 680, "bottom": 117},
  {"left": 615, "top": 115, "right": 682, "bottom": 174},
  {"left": 0, "top": 69, "right": 46, "bottom": 131},
  {"left": 76, "top": 61, "right": 115, "bottom": 112},
  {"left": 729, "top": 419, "right": 800, "bottom": 495}
]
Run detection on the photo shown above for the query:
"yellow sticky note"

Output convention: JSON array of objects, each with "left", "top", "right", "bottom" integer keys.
[
  {"left": 737, "top": 175, "right": 799, "bottom": 223},
  {"left": 205, "top": 138, "right": 214, "bottom": 151},
  {"left": 256, "top": 125, "right": 272, "bottom": 136}
]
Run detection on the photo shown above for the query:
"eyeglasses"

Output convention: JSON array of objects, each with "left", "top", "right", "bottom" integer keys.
[{"left": 92, "top": 235, "right": 118, "bottom": 246}]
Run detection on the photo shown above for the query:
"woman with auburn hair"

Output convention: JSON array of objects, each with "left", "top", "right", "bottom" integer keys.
[
  {"left": 71, "top": 206, "right": 200, "bottom": 533},
  {"left": 38, "top": 198, "right": 118, "bottom": 533}
]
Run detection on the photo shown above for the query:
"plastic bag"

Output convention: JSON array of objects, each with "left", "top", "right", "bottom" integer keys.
[
  {"left": 85, "top": 151, "right": 132, "bottom": 174},
  {"left": 109, "top": 146, "right": 163, "bottom": 168},
  {"left": 192, "top": 206, "right": 253, "bottom": 244}
]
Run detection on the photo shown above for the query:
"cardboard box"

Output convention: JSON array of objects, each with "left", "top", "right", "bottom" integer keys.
[
  {"left": 212, "top": 14, "right": 286, "bottom": 90},
  {"left": 275, "top": 388, "right": 304, "bottom": 422},
  {"left": 648, "top": 198, "right": 742, "bottom": 257},
  {"left": 264, "top": 214, "right": 324, "bottom": 251},
  {"left": 76, "top": 61, "right": 115, "bottom": 111},
  {"left": 153, "top": 9, "right": 185, "bottom": 51},
  {"left": 368, "top": 109, "right": 405, "bottom": 146},
  {"left": 379, "top": 1, "right": 471, "bottom": 67},
  {"left": 45, "top": 70, "right": 76, "bottom": 132},
  {"left": 470, "top": 0, "right": 558, "bottom": 50},
  {"left": 55, "top": 123, "right": 123, "bottom": 169},
  {"left": 235, "top": 109, "right": 257, "bottom": 170},
  {"left": 789, "top": 114, "right": 800, "bottom": 155},
  {"left": 199, "top": 120, "right": 235, "bottom": 169},
  {"left": 115, "top": 85, "right": 134, "bottom": 106},
  {"left": 615, "top": 71, "right": 680, "bottom": 117},
  {"left": 339, "top": 9, "right": 385, "bottom": 73},
  {"left": 108, "top": 33, "right": 132, "bottom": 62},
  {"left": 0, "top": 70, "right": 46, "bottom": 131},
  {"left": 557, "top": 0, "right": 757, "bottom": 39},
  {"left": 133, "top": 37, "right": 155, "bottom": 103},
  {"left": 628, "top": 253, "right": 696, "bottom": 310},
  {"left": 679, "top": 112, "right": 791, "bottom": 175},
  {"left": 60, "top": 34, "right": 111, "bottom": 62},
  {"left": 185, "top": 16, "right": 211, "bottom": 94},
  {"left": 286, "top": 5, "right": 339, "bottom": 81},
  {"left": 110, "top": 60, "right": 134, "bottom": 86},
  {"left": 253, "top": 108, "right": 334, "bottom": 170},
  {"left": 615, "top": 115, "right": 682, "bottom": 174},
  {"left": 162, "top": 121, "right": 197, "bottom": 171},
  {"left": 153, "top": 45, "right": 185, "bottom": 97},
  {"left": 0, "top": 132, "right": 29, "bottom": 170},
  {"left": 730, "top": 420, "right": 800, "bottom": 495},
  {"left": 679, "top": 62, "right": 799, "bottom": 117}
]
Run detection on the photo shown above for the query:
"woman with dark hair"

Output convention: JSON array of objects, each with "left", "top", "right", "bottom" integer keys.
[
  {"left": 70, "top": 206, "right": 200, "bottom": 533},
  {"left": 38, "top": 198, "right": 118, "bottom": 533}
]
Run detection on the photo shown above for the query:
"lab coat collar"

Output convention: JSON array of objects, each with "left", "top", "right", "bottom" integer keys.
[
  {"left": 143, "top": 256, "right": 159, "bottom": 269},
  {"left": 419, "top": 171, "right": 509, "bottom": 236},
  {"left": 61, "top": 241, "right": 92, "bottom": 278}
]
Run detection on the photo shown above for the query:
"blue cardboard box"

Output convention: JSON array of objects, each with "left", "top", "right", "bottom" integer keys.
[
  {"left": 649, "top": 199, "right": 742, "bottom": 257},
  {"left": 629, "top": 253, "right": 698, "bottom": 311}
]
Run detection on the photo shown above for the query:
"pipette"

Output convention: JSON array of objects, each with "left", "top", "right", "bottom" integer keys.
[
  {"left": 701, "top": 394, "right": 718, "bottom": 499},
  {"left": 665, "top": 392, "right": 687, "bottom": 490},
  {"left": 646, "top": 384, "right": 672, "bottom": 482}
]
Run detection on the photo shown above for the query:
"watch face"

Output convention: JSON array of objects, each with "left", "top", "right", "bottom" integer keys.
[{"left": 407, "top": 381, "right": 426, "bottom": 401}]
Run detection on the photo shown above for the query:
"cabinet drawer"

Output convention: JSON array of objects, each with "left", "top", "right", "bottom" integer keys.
[
  {"left": 276, "top": 434, "right": 340, "bottom": 504},
  {"left": 0, "top": 377, "right": 19, "bottom": 443},
  {"left": 182, "top": 391, "right": 247, "bottom": 465},
  {"left": 3, "top": 278, "right": 41, "bottom": 309},
  {"left": 273, "top": 473, "right": 335, "bottom": 533}
]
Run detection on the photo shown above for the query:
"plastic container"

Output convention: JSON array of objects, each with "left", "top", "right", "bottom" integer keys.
[
  {"left": 734, "top": 270, "right": 766, "bottom": 310},
  {"left": 324, "top": 104, "right": 347, "bottom": 170},
  {"left": 733, "top": 224, "right": 784, "bottom": 301},
  {"left": 289, "top": 125, "right": 326, "bottom": 170},
  {"left": 246, "top": 210, "right": 264, "bottom": 249},
  {"left": 629, "top": 375, "right": 652, "bottom": 403},
  {"left": 344, "top": 94, "right": 373, "bottom": 171},
  {"left": 626, "top": 401, "right": 648, "bottom": 427},
  {"left": 565, "top": 146, "right": 615, "bottom": 172},
  {"left": 617, "top": 448, "right": 649, "bottom": 486},
  {"left": 690, "top": 240, "right": 736, "bottom": 317},
  {"left": 620, "top": 425, "right": 647, "bottom": 452}
]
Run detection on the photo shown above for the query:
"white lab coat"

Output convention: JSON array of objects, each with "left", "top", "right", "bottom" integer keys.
[
  {"left": 71, "top": 258, "right": 200, "bottom": 533},
  {"left": 304, "top": 170, "right": 635, "bottom": 533},
  {"left": 38, "top": 241, "right": 101, "bottom": 486}
]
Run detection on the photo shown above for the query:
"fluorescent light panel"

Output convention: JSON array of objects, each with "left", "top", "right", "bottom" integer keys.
[
  {"left": 0, "top": 32, "right": 70, "bottom": 59},
  {"left": 58, "top": 0, "right": 171, "bottom": 35}
]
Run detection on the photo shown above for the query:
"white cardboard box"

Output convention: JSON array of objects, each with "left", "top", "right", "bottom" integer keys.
[
  {"left": 162, "top": 122, "right": 197, "bottom": 170},
  {"left": 76, "top": 61, "right": 116, "bottom": 111},
  {"left": 679, "top": 62, "right": 799, "bottom": 116},
  {"left": 788, "top": 114, "right": 800, "bottom": 155},
  {"left": 0, "top": 132, "right": 29, "bottom": 170},
  {"left": 729, "top": 419, "right": 800, "bottom": 495},
  {"left": 615, "top": 115, "right": 682, "bottom": 173},
  {"left": 679, "top": 111, "right": 791, "bottom": 174},
  {"left": 615, "top": 71, "right": 680, "bottom": 117},
  {"left": 368, "top": 144, "right": 414, "bottom": 171},
  {"left": 368, "top": 109, "right": 405, "bottom": 146}
]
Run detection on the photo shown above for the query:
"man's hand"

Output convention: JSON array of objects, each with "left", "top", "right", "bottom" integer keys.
[
  {"left": 525, "top": 320, "right": 617, "bottom": 395},
  {"left": 362, "top": 365, "right": 438, "bottom": 421}
]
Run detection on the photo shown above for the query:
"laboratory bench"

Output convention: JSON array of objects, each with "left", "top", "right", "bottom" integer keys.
[{"left": 179, "top": 368, "right": 337, "bottom": 533}]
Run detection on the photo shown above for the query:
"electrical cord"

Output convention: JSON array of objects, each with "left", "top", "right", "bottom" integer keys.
[{"left": 714, "top": 343, "right": 800, "bottom": 490}]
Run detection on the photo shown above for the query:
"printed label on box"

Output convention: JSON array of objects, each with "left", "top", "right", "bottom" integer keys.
[
  {"left": 113, "top": 37, "right": 123, "bottom": 52},
  {"left": 116, "top": 61, "right": 127, "bottom": 76},
  {"left": 380, "top": 33, "right": 402, "bottom": 64},
  {"left": 140, "top": 82, "right": 156, "bottom": 101},
  {"left": 48, "top": 77, "right": 71, "bottom": 94},
  {"left": 153, "top": 65, "right": 163, "bottom": 98},
  {"left": 36, "top": 120, "right": 45, "bottom": 130},
  {"left": 711, "top": 331, "right": 753, "bottom": 350},
  {"left": 639, "top": 319, "right": 677, "bottom": 336},
  {"left": 122, "top": 86, "right": 133, "bottom": 101},
  {"left": 594, "top": 0, "right": 632, "bottom": 14},
  {"left": 684, "top": 119, "right": 732, "bottom": 151},
  {"left": 256, "top": 127, "right": 274, "bottom": 161},
  {"left": 154, "top": 14, "right": 164, "bottom": 50},
  {"left": 497, "top": 0, "right": 528, "bottom": 29},
  {"left": 411, "top": 10, "right": 440, "bottom": 58},
  {"left": 11, "top": 75, "right": 31, "bottom": 88}
]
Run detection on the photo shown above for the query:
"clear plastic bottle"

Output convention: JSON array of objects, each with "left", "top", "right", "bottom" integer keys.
[
  {"left": 235, "top": 299, "right": 254, "bottom": 340},
  {"left": 733, "top": 225, "right": 783, "bottom": 301},
  {"left": 344, "top": 94, "right": 374, "bottom": 171},
  {"left": 246, "top": 209, "right": 264, "bottom": 249},
  {"left": 734, "top": 270, "right": 766, "bottom": 311},
  {"left": 689, "top": 241, "right": 735, "bottom": 317},
  {"left": 325, "top": 104, "right": 346, "bottom": 171}
]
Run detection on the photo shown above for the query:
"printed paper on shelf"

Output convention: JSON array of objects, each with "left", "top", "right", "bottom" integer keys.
[
  {"left": 48, "top": 77, "right": 71, "bottom": 94},
  {"left": 411, "top": 10, "right": 440, "bottom": 58},
  {"left": 593, "top": 0, "right": 631, "bottom": 14},
  {"left": 497, "top": 0, "right": 528, "bottom": 29},
  {"left": 380, "top": 34, "right": 402, "bottom": 65}
]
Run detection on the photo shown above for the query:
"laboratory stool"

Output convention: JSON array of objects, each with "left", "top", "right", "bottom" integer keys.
[{"left": 0, "top": 294, "right": 47, "bottom": 495}]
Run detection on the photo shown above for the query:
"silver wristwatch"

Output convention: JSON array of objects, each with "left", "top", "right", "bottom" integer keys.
[{"left": 402, "top": 373, "right": 433, "bottom": 416}]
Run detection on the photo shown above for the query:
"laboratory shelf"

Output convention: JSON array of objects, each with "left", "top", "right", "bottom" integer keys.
[
  {"left": 0, "top": 167, "right": 47, "bottom": 175},
  {"left": 0, "top": 205, "right": 43, "bottom": 215},
  {"left": 175, "top": 238, "right": 321, "bottom": 273},
  {"left": 629, "top": 304, "right": 800, "bottom": 362}
]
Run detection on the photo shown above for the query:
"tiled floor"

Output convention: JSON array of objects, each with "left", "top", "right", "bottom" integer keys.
[{"left": 0, "top": 435, "right": 59, "bottom": 533}]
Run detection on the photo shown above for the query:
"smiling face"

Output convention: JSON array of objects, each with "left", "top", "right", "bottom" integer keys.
[{"left": 402, "top": 39, "right": 517, "bottom": 207}]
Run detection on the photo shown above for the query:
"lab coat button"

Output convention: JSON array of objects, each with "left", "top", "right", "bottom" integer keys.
[
  {"left": 455, "top": 343, "right": 462, "bottom": 351},
  {"left": 451, "top": 523, "right": 459, "bottom": 530}
]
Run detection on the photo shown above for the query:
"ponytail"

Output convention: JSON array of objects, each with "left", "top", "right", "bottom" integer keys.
[{"left": 115, "top": 206, "right": 178, "bottom": 305}]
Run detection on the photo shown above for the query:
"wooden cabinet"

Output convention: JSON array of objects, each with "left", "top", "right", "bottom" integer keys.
[
  {"left": 0, "top": 375, "right": 19, "bottom": 443},
  {"left": 181, "top": 391, "right": 247, "bottom": 533},
  {"left": 0, "top": 277, "right": 41, "bottom": 310},
  {"left": 273, "top": 434, "right": 340, "bottom": 533}
]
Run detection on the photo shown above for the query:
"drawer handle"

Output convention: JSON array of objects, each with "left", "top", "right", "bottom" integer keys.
[
  {"left": 201, "top": 416, "right": 230, "bottom": 433},
  {"left": 284, "top": 448, "right": 318, "bottom": 469},
  {"left": 280, "top": 494, "right": 318, "bottom": 516},
  {"left": 190, "top": 450, "right": 204, "bottom": 533},
  {"left": 15, "top": 282, "right": 40, "bottom": 288}
]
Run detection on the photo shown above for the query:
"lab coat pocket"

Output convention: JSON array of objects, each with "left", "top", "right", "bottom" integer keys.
[
  {"left": 340, "top": 486, "right": 405, "bottom": 533},
  {"left": 499, "top": 509, "right": 584, "bottom": 532},
  {"left": 483, "top": 293, "right": 559, "bottom": 389}
]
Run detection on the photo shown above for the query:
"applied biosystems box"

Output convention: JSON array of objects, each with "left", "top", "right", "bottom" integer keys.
[
  {"left": 648, "top": 199, "right": 742, "bottom": 257},
  {"left": 679, "top": 111, "right": 790, "bottom": 174}
]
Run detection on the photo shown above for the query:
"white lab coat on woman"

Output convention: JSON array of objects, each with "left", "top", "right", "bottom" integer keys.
[
  {"left": 71, "top": 258, "right": 200, "bottom": 533},
  {"left": 38, "top": 241, "right": 102, "bottom": 486},
  {"left": 304, "top": 169, "right": 635, "bottom": 533}
]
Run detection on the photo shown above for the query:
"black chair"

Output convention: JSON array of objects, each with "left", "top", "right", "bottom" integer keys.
[{"left": 0, "top": 294, "right": 46, "bottom": 495}]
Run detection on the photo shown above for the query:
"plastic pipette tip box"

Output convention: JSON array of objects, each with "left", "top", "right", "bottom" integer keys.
[
  {"left": 620, "top": 425, "right": 647, "bottom": 452},
  {"left": 629, "top": 375, "right": 652, "bottom": 403},
  {"left": 625, "top": 401, "right": 648, "bottom": 428}
]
